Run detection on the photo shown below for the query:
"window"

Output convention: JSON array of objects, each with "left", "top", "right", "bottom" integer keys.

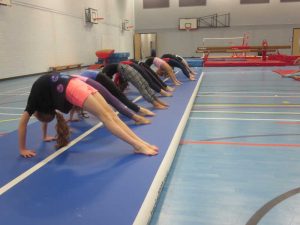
[
  {"left": 143, "top": 0, "right": 169, "bottom": 9},
  {"left": 240, "top": 0, "right": 269, "bottom": 3},
  {"left": 179, "top": 0, "right": 206, "bottom": 7},
  {"left": 280, "top": 0, "right": 300, "bottom": 2}
]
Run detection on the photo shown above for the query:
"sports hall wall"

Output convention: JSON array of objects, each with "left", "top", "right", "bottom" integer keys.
[
  {"left": 134, "top": 0, "right": 300, "bottom": 57},
  {"left": 0, "top": 0, "right": 135, "bottom": 79}
]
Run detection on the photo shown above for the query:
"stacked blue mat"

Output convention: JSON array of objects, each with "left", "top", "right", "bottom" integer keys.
[
  {"left": 185, "top": 58, "right": 203, "bottom": 67},
  {"left": 97, "top": 52, "right": 130, "bottom": 64}
]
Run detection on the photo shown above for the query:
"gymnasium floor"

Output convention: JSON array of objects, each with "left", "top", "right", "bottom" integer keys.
[
  {"left": 1, "top": 66, "right": 300, "bottom": 225},
  {"left": 151, "top": 66, "right": 300, "bottom": 225}
]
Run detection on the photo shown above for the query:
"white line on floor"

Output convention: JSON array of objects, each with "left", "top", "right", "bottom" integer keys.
[
  {"left": 0, "top": 93, "right": 29, "bottom": 96},
  {"left": 0, "top": 94, "right": 144, "bottom": 196},
  {"left": 0, "top": 113, "right": 23, "bottom": 116},
  {"left": 197, "top": 94, "right": 300, "bottom": 98},
  {"left": 0, "top": 122, "right": 103, "bottom": 196},
  {"left": 0, "top": 86, "right": 31, "bottom": 94},
  {"left": 189, "top": 117, "right": 300, "bottom": 121},
  {"left": 0, "top": 107, "right": 24, "bottom": 109},
  {"left": 191, "top": 110, "right": 300, "bottom": 115},
  {"left": 198, "top": 91, "right": 300, "bottom": 95}
]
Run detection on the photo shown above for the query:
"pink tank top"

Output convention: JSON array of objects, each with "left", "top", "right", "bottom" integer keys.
[{"left": 153, "top": 57, "right": 165, "bottom": 68}]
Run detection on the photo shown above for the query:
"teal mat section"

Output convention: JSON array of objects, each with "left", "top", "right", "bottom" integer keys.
[{"left": 150, "top": 67, "right": 300, "bottom": 225}]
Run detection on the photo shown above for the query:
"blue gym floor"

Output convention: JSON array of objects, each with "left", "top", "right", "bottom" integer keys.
[
  {"left": 1, "top": 66, "right": 300, "bottom": 225},
  {"left": 151, "top": 66, "right": 300, "bottom": 225}
]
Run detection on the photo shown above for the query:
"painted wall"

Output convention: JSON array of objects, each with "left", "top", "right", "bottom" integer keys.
[
  {"left": 135, "top": 0, "right": 300, "bottom": 57},
  {"left": 0, "top": 0, "right": 135, "bottom": 79}
]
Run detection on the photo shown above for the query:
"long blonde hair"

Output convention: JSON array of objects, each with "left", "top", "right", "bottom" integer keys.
[{"left": 55, "top": 111, "right": 70, "bottom": 148}]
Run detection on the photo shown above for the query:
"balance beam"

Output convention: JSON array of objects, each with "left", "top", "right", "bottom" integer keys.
[
  {"left": 49, "top": 63, "right": 82, "bottom": 71},
  {"left": 197, "top": 45, "right": 291, "bottom": 51},
  {"left": 196, "top": 49, "right": 278, "bottom": 54}
]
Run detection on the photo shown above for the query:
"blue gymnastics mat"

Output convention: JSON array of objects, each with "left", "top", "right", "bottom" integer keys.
[
  {"left": 0, "top": 70, "right": 202, "bottom": 225},
  {"left": 186, "top": 58, "right": 203, "bottom": 67}
]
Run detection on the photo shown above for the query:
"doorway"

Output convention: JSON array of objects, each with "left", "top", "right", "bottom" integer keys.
[
  {"left": 292, "top": 28, "right": 300, "bottom": 55},
  {"left": 134, "top": 33, "right": 157, "bottom": 60}
]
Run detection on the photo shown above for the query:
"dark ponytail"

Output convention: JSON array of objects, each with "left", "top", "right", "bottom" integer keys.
[
  {"left": 55, "top": 111, "right": 70, "bottom": 148},
  {"left": 114, "top": 73, "right": 128, "bottom": 92}
]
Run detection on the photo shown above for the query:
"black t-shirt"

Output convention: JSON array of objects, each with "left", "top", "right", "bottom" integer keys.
[
  {"left": 161, "top": 54, "right": 174, "bottom": 59},
  {"left": 102, "top": 64, "right": 118, "bottom": 78},
  {"left": 161, "top": 54, "right": 182, "bottom": 63},
  {"left": 144, "top": 57, "right": 154, "bottom": 67},
  {"left": 25, "top": 74, "right": 73, "bottom": 116}
]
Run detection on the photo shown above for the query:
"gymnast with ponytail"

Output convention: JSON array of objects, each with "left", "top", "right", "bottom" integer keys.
[
  {"left": 102, "top": 63, "right": 169, "bottom": 109},
  {"left": 161, "top": 53, "right": 196, "bottom": 78},
  {"left": 18, "top": 73, "right": 158, "bottom": 158},
  {"left": 144, "top": 57, "right": 183, "bottom": 86},
  {"left": 69, "top": 74, "right": 152, "bottom": 125},
  {"left": 79, "top": 70, "right": 155, "bottom": 117}
]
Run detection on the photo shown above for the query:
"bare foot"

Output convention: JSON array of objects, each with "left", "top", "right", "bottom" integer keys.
[
  {"left": 153, "top": 101, "right": 168, "bottom": 109},
  {"left": 146, "top": 144, "right": 159, "bottom": 151},
  {"left": 157, "top": 99, "right": 169, "bottom": 107},
  {"left": 139, "top": 107, "right": 156, "bottom": 116},
  {"left": 190, "top": 70, "right": 196, "bottom": 75},
  {"left": 166, "top": 86, "right": 175, "bottom": 92},
  {"left": 135, "top": 138, "right": 159, "bottom": 152},
  {"left": 160, "top": 90, "right": 173, "bottom": 97},
  {"left": 133, "top": 114, "right": 151, "bottom": 125},
  {"left": 189, "top": 74, "right": 196, "bottom": 81},
  {"left": 151, "top": 145, "right": 159, "bottom": 151},
  {"left": 139, "top": 140, "right": 159, "bottom": 151},
  {"left": 174, "top": 80, "right": 182, "bottom": 86},
  {"left": 134, "top": 144, "right": 158, "bottom": 156}
]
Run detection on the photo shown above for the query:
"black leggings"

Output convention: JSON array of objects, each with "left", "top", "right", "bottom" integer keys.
[
  {"left": 95, "top": 73, "right": 140, "bottom": 113},
  {"left": 129, "top": 63, "right": 162, "bottom": 93},
  {"left": 118, "top": 64, "right": 157, "bottom": 104},
  {"left": 138, "top": 62, "right": 167, "bottom": 89}
]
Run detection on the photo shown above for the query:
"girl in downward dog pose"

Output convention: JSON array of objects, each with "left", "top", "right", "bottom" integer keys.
[
  {"left": 161, "top": 57, "right": 195, "bottom": 81},
  {"left": 120, "top": 60, "right": 172, "bottom": 97},
  {"left": 69, "top": 74, "right": 151, "bottom": 125},
  {"left": 137, "top": 61, "right": 175, "bottom": 92},
  {"left": 102, "top": 63, "right": 169, "bottom": 109},
  {"left": 144, "top": 57, "right": 182, "bottom": 86},
  {"left": 18, "top": 73, "right": 158, "bottom": 158},
  {"left": 80, "top": 70, "right": 155, "bottom": 117},
  {"left": 161, "top": 53, "right": 196, "bottom": 76}
]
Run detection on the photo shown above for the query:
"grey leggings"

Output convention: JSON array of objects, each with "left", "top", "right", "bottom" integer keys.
[{"left": 118, "top": 64, "right": 157, "bottom": 104}]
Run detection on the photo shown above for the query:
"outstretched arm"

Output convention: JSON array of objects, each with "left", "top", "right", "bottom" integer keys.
[{"left": 18, "top": 111, "right": 36, "bottom": 158}]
